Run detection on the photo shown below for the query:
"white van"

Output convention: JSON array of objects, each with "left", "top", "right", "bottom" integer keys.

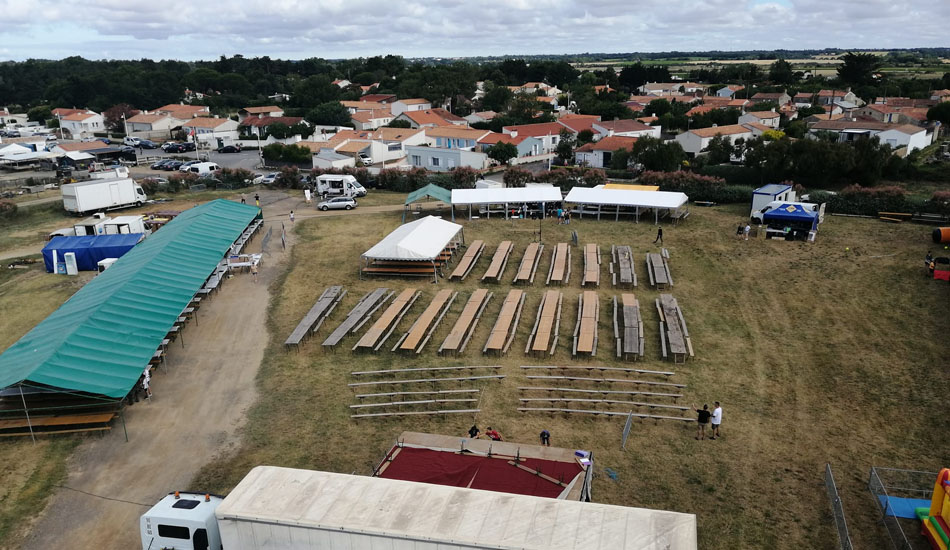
[
  {"left": 123, "top": 136, "right": 141, "bottom": 147},
  {"left": 315, "top": 174, "right": 366, "bottom": 198},
  {"left": 186, "top": 162, "right": 221, "bottom": 177}
]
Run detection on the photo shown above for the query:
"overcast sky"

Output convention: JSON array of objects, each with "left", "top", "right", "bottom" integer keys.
[{"left": 2, "top": 0, "right": 947, "bottom": 62}]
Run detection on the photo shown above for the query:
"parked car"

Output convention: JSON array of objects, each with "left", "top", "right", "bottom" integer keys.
[
  {"left": 358, "top": 152, "right": 372, "bottom": 165},
  {"left": 139, "top": 139, "right": 158, "bottom": 149},
  {"left": 163, "top": 143, "right": 184, "bottom": 153},
  {"left": 245, "top": 173, "right": 264, "bottom": 185},
  {"left": 261, "top": 172, "right": 280, "bottom": 185},
  {"left": 217, "top": 145, "right": 241, "bottom": 153},
  {"left": 317, "top": 197, "right": 357, "bottom": 211},
  {"left": 150, "top": 159, "right": 173, "bottom": 170},
  {"left": 161, "top": 142, "right": 179, "bottom": 152},
  {"left": 180, "top": 142, "right": 197, "bottom": 152},
  {"left": 178, "top": 160, "right": 201, "bottom": 172},
  {"left": 119, "top": 146, "right": 136, "bottom": 154},
  {"left": 162, "top": 160, "right": 184, "bottom": 171}
]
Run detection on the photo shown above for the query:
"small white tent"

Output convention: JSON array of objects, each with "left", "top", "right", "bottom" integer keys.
[{"left": 361, "top": 216, "right": 464, "bottom": 282}]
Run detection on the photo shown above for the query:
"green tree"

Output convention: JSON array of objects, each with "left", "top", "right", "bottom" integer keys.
[
  {"left": 306, "top": 102, "right": 352, "bottom": 127},
  {"left": 577, "top": 129, "right": 594, "bottom": 145},
  {"left": 481, "top": 82, "right": 514, "bottom": 113},
  {"left": 705, "top": 135, "right": 732, "bottom": 164},
  {"left": 769, "top": 59, "right": 795, "bottom": 85},
  {"left": 265, "top": 122, "right": 291, "bottom": 139},
  {"left": 102, "top": 104, "right": 136, "bottom": 132},
  {"left": 386, "top": 119, "right": 412, "bottom": 128},
  {"left": 487, "top": 141, "right": 518, "bottom": 165},
  {"left": 608, "top": 148, "right": 632, "bottom": 170},
  {"left": 631, "top": 137, "right": 686, "bottom": 172},
  {"left": 927, "top": 102, "right": 950, "bottom": 125},
  {"left": 555, "top": 128, "right": 576, "bottom": 163},
  {"left": 837, "top": 52, "right": 883, "bottom": 87},
  {"left": 503, "top": 167, "right": 532, "bottom": 187},
  {"left": 27, "top": 105, "right": 51, "bottom": 123}
]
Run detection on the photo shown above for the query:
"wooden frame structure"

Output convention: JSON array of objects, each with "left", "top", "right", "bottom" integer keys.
[
  {"left": 483, "top": 289, "right": 525, "bottom": 355},
  {"left": 512, "top": 242, "right": 544, "bottom": 285},
  {"left": 609, "top": 245, "right": 637, "bottom": 287},
  {"left": 645, "top": 249, "right": 673, "bottom": 289},
  {"left": 392, "top": 289, "right": 457, "bottom": 353},
  {"left": 322, "top": 288, "right": 392, "bottom": 348},
  {"left": 284, "top": 286, "right": 346, "bottom": 350},
  {"left": 519, "top": 386, "right": 683, "bottom": 401},
  {"left": 438, "top": 289, "right": 492, "bottom": 356},
  {"left": 525, "top": 290, "right": 563, "bottom": 357},
  {"left": 516, "top": 407, "right": 692, "bottom": 423},
  {"left": 656, "top": 293, "right": 693, "bottom": 363},
  {"left": 613, "top": 293, "right": 644, "bottom": 361},
  {"left": 581, "top": 244, "right": 601, "bottom": 287},
  {"left": 519, "top": 365, "right": 673, "bottom": 377},
  {"left": 572, "top": 291, "right": 599, "bottom": 357},
  {"left": 524, "top": 374, "right": 684, "bottom": 390},
  {"left": 481, "top": 241, "right": 514, "bottom": 283},
  {"left": 448, "top": 240, "right": 484, "bottom": 281},
  {"left": 546, "top": 243, "right": 571, "bottom": 285},
  {"left": 352, "top": 288, "right": 420, "bottom": 352}
]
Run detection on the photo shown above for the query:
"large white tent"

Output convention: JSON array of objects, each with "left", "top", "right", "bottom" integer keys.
[
  {"left": 565, "top": 187, "right": 689, "bottom": 224},
  {"left": 361, "top": 216, "right": 464, "bottom": 282},
  {"left": 451, "top": 186, "right": 562, "bottom": 219}
]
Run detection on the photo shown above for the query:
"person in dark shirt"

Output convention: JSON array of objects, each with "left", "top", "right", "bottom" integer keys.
[
  {"left": 467, "top": 425, "right": 480, "bottom": 439},
  {"left": 694, "top": 404, "right": 711, "bottom": 440},
  {"left": 539, "top": 429, "right": 551, "bottom": 446}
]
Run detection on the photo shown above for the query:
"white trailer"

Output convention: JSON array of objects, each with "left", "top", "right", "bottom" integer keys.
[
  {"left": 140, "top": 466, "right": 697, "bottom": 550},
  {"left": 73, "top": 214, "right": 112, "bottom": 236},
  {"left": 61, "top": 177, "right": 147, "bottom": 215},
  {"left": 751, "top": 183, "right": 795, "bottom": 219},
  {"left": 315, "top": 174, "right": 366, "bottom": 198},
  {"left": 103, "top": 215, "right": 148, "bottom": 235}
]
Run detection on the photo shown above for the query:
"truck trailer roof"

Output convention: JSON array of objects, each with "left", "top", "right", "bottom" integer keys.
[{"left": 215, "top": 466, "right": 698, "bottom": 550}]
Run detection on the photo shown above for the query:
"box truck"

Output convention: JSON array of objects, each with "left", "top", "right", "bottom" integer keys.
[
  {"left": 314, "top": 174, "right": 366, "bottom": 198},
  {"left": 140, "top": 466, "right": 697, "bottom": 550},
  {"left": 61, "top": 178, "right": 147, "bottom": 215}
]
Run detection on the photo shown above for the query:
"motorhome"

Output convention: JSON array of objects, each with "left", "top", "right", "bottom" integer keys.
[{"left": 315, "top": 174, "right": 366, "bottom": 197}]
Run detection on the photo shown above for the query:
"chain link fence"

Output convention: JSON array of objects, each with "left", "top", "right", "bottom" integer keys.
[
  {"left": 867, "top": 466, "right": 937, "bottom": 550},
  {"left": 825, "top": 463, "right": 854, "bottom": 550}
]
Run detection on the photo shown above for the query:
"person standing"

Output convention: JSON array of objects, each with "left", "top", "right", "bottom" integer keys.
[
  {"left": 142, "top": 367, "right": 152, "bottom": 400},
  {"left": 653, "top": 226, "right": 663, "bottom": 244},
  {"left": 743, "top": 223, "right": 751, "bottom": 241},
  {"left": 250, "top": 261, "right": 259, "bottom": 283},
  {"left": 557, "top": 207, "right": 563, "bottom": 224},
  {"left": 289, "top": 210, "right": 295, "bottom": 224},
  {"left": 254, "top": 193, "right": 260, "bottom": 207},
  {"left": 539, "top": 429, "right": 551, "bottom": 446},
  {"left": 468, "top": 425, "right": 481, "bottom": 439},
  {"left": 736, "top": 224, "right": 743, "bottom": 239},
  {"left": 240, "top": 193, "right": 246, "bottom": 205},
  {"left": 694, "top": 404, "right": 711, "bottom": 440},
  {"left": 565, "top": 210, "right": 571, "bottom": 225},
  {"left": 710, "top": 402, "right": 722, "bottom": 439}
]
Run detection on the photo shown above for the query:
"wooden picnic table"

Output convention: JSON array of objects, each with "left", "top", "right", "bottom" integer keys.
[
  {"left": 484, "top": 289, "right": 524, "bottom": 353},
  {"left": 611, "top": 245, "right": 636, "bottom": 287},
  {"left": 582, "top": 244, "right": 600, "bottom": 287},
  {"left": 658, "top": 294, "right": 688, "bottom": 362},
  {"left": 531, "top": 290, "right": 562, "bottom": 353},
  {"left": 548, "top": 243, "right": 570, "bottom": 284},
  {"left": 513, "top": 242, "right": 543, "bottom": 284},
  {"left": 575, "top": 291, "right": 599, "bottom": 354},
  {"left": 449, "top": 240, "right": 485, "bottom": 281},
  {"left": 354, "top": 288, "right": 418, "bottom": 351},
  {"left": 481, "top": 241, "right": 513, "bottom": 282},
  {"left": 397, "top": 289, "right": 455, "bottom": 352},
  {"left": 440, "top": 289, "right": 490, "bottom": 354},
  {"left": 323, "top": 288, "right": 391, "bottom": 347},
  {"left": 284, "top": 286, "right": 345, "bottom": 348}
]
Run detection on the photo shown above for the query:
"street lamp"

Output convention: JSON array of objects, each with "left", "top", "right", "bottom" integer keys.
[{"left": 122, "top": 113, "right": 128, "bottom": 139}]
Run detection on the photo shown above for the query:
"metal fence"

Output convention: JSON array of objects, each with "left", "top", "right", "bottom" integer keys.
[
  {"left": 867, "top": 466, "right": 937, "bottom": 550},
  {"left": 824, "top": 463, "right": 854, "bottom": 550}
]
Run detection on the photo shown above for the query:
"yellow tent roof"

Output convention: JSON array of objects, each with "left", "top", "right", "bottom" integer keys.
[{"left": 604, "top": 184, "right": 659, "bottom": 191}]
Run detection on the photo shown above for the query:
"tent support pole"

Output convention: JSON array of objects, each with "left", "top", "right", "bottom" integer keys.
[
  {"left": 120, "top": 401, "right": 129, "bottom": 442},
  {"left": 432, "top": 260, "right": 438, "bottom": 284},
  {"left": 616, "top": 204, "right": 620, "bottom": 221},
  {"left": 636, "top": 206, "right": 639, "bottom": 224},
  {"left": 597, "top": 204, "right": 601, "bottom": 220},
  {"left": 19, "top": 385, "right": 35, "bottom": 444},
  {"left": 468, "top": 204, "right": 471, "bottom": 220}
]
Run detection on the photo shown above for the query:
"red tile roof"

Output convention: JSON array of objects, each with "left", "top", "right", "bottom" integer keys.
[
  {"left": 240, "top": 116, "right": 305, "bottom": 128},
  {"left": 430, "top": 108, "right": 466, "bottom": 123},
  {"left": 399, "top": 110, "right": 453, "bottom": 127},
  {"left": 360, "top": 94, "right": 396, "bottom": 103},
  {"left": 242, "top": 106, "right": 282, "bottom": 114},
  {"left": 576, "top": 135, "right": 638, "bottom": 153},
  {"left": 52, "top": 108, "right": 87, "bottom": 117},
  {"left": 478, "top": 133, "right": 531, "bottom": 145},
  {"left": 593, "top": 119, "right": 653, "bottom": 133},
  {"left": 688, "top": 124, "right": 754, "bottom": 138},
  {"left": 503, "top": 121, "right": 570, "bottom": 137},
  {"left": 557, "top": 114, "right": 600, "bottom": 133}
]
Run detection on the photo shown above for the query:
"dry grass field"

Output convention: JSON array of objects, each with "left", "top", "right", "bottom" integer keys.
[{"left": 186, "top": 202, "right": 949, "bottom": 550}]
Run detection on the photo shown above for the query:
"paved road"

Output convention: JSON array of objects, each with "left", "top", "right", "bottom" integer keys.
[{"left": 131, "top": 149, "right": 265, "bottom": 179}]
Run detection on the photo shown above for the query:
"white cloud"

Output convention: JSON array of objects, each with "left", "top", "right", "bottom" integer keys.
[{"left": 0, "top": 0, "right": 946, "bottom": 60}]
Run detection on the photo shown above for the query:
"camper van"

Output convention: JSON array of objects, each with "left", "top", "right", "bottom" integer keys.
[
  {"left": 315, "top": 174, "right": 366, "bottom": 198},
  {"left": 184, "top": 162, "right": 221, "bottom": 177}
]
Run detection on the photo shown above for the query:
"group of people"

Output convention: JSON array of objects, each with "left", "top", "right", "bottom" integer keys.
[
  {"left": 556, "top": 207, "right": 572, "bottom": 225},
  {"left": 693, "top": 402, "right": 723, "bottom": 440},
  {"left": 736, "top": 222, "right": 752, "bottom": 240},
  {"left": 467, "top": 425, "right": 553, "bottom": 447}
]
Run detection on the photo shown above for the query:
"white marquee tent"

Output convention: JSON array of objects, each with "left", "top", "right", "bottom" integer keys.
[
  {"left": 451, "top": 186, "right": 563, "bottom": 219},
  {"left": 361, "top": 216, "right": 464, "bottom": 282},
  {"left": 565, "top": 187, "right": 689, "bottom": 224}
]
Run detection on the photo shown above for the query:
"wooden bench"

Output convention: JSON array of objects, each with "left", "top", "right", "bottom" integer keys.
[
  {"left": 439, "top": 289, "right": 492, "bottom": 355},
  {"left": 322, "top": 288, "right": 392, "bottom": 347},
  {"left": 582, "top": 244, "right": 601, "bottom": 287},
  {"left": 352, "top": 365, "right": 501, "bottom": 376},
  {"left": 524, "top": 375, "right": 685, "bottom": 389},
  {"left": 656, "top": 294, "right": 692, "bottom": 363},
  {"left": 481, "top": 241, "right": 514, "bottom": 282},
  {"left": 518, "top": 397, "right": 688, "bottom": 411},
  {"left": 483, "top": 289, "right": 525, "bottom": 355},
  {"left": 546, "top": 243, "right": 571, "bottom": 285},
  {"left": 646, "top": 252, "right": 672, "bottom": 289},
  {"left": 350, "top": 398, "right": 478, "bottom": 409},
  {"left": 355, "top": 389, "right": 480, "bottom": 400},
  {"left": 614, "top": 293, "right": 644, "bottom": 361},
  {"left": 516, "top": 407, "right": 693, "bottom": 423},
  {"left": 347, "top": 374, "right": 505, "bottom": 387},
  {"left": 513, "top": 242, "right": 544, "bottom": 284},
  {"left": 572, "top": 291, "right": 599, "bottom": 356},
  {"left": 353, "top": 288, "right": 420, "bottom": 352},
  {"left": 285, "top": 286, "right": 345, "bottom": 349},
  {"left": 526, "top": 290, "right": 562, "bottom": 356},
  {"left": 351, "top": 409, "right": 480, "bottom": 419},
  {"left": 449, "top": 240, "right": 485, "bottom": 281},
  {"left": 518, "top": 386, "right": 683, "bottom": 400},
  {"left": 519, "top": 365, "right": 673, "bottom": 377},
  {"left": 610, "top": 245, "right": 636, "bottom": 287},
  {"left": 393, "top": 289, "right": 456, "bottom": 353},
  {"left": 0, "top": 412, "right": 116, "bottom": 436},
  {"left": 362, "top": 266, "right": 440, "bottom": 277}
]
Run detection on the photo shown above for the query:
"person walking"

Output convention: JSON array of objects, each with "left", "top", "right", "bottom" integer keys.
[
  {"left": 694, "top": 403, "right": 711, "bottom": 440},
  {"left": 743, "top": 223, "right": 751, "bottom": 241},
  {"left": 240, "top": 193, "right": 246, "bottom": 205},
  {"left": 653, "top": 226, "right": 663, "bottom": 244},
  {"left": 142, "top": 367, "right": 152, "bottom": 400},
  {"left": 710, "top": 402, "right": 722, "bottom": 439},
  {"left": 736, "top": 223, "right": 743, "bottom": 239},
  {"left": 254, "top": 193, "right": 261, "bottom": 207},
  {"left": 250, "top": 261, "right": 259, "bottom": 283},
  {"left": 539, "top": 429, "right": 551, "bottom": 446},
  {"left": 289, "top": 210, "right": 295, "bottom": 224},
  {"left": 485, "top": 427, "right": 503, "bottom": 441}
]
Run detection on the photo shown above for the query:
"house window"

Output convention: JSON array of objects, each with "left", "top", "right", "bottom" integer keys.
[
  {"left": 552, "top": 136, "right": 558, "bottom": 145},
  {"left": 387, "top": 143, "right": 401, "bottom": 152},
  {"left": 411, "top": 155, "right": 422, "bottom": 166},
  {"left": 431, "top": 157, "right": 440, "bottom": 167}
]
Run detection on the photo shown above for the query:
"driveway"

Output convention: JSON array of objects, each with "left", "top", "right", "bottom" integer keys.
[{"left": 19, "top": 190, "right": 295, "bottom": 550}]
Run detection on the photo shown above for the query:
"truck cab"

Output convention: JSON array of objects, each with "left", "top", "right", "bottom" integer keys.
[{"left": 140, "top": 492, "right": 223, "bottom": 550}]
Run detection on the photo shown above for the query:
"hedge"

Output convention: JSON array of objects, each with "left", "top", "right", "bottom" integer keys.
[
  {"left": 807, "top": 186, "right": 950, "bottom": 216},
  {"left": 638, "top": 170, "right": 754, "bottom": 204}
]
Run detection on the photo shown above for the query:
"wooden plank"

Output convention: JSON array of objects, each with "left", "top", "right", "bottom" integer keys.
[
  {"left": 576, "top": 291, "right": 598, "bottom": 354},
  {"left": 484, "top": 289, "right": 524, "bottom": 352},
  {"left": 356, "top": 389, "right": 480, "bottom": 399},
  {"left": 519, "top": 365, "right": 674, "bottom": 377},
  {"left": 351, "top": 399, "right": 478, "bottom": 409},
  {"left": 449, "top": 240, "right": 485, "bottom": 280},
  {"left": 518, "top": 386, "right": 683, "bottom": 399},
  {"left": 0, "top": 412, "right": 115, "bottom": 430},
  {"left": 351, "top": 409, "right": 480, "bottom": 419},
  {"left": 348, "top": 375, "right": 505, "bottom": 387},
  {"left": 531, "top": 290, "right": 562, "bottom": 353},
  {"left": 549, "top": 243, "right": 569, "bottom": 283},
  {"left": 439, "top": 289, "right": 490, "bottom": 353},
  {"left": 397, "top": 289, "right": 454, "bottom": 352},
  {"left": 323, "top": 288, "right": 390, "bottom": 347},
  {"left": 647, "top": 253, "right": 669, "bottom": 287},
  {"left": 481, "top": 241, "right": 513, "bottom": 281},
  {"left": 352, "top": 365, "right": 501, "bottom": 376},
  {"left": 524, "top": 375, "right": 685, "bottom": 388},
  {"left": 514, "top": 242, "right": 541, "bottom": 283},
  {"left": 353, "top": 288, "right": 418, "bottom": 350},
  {"left": 507, "top": 461, "right": 568, "bottom": 487},
  {"left": 516, "top": 408, "right": 693, "bottom": 422},
  {"left": 518, "top": 398, "right": 688, "bottom": 411}
]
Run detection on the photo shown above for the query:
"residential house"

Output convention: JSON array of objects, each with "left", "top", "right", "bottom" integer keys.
[
  {"left": 625, "top": 95, "right": 657, "bottom": 112},
  {"left": 557, "top": 113, "right": 601, "bottom": 135},
  {"left": 316, "top": 127, "right": 427, "bottom": 165},
  {"left": 239, "top": 116, "right": 307, "bottom": 137},
  {"left": 502, "top": 121, "right": 572, "bottom": 154},
  {"left": 779, "top": 103, "right": 799, "bottom": 120},
  {"left": 674, "top": 124, "right": 755, "bottom": 156},
  {"left": 738, "top": 110, "right": 781, "bottom": 129},
  {"left": 575, "top": 136, "right": 638, "bottom": 169},
  {"left": 593, "top": 85, "right": 616, "bottom": 94},
  {"left": 716, "top": 85, "right": 744, "bottom": 98},
  {"left": 391, "top": 98, "right": 433, "bottom": 116},
  {"left": 591, "top": 119, "right": 660, "bottom": 139},
  {"left": 856, "top": 104, "right": 902, "bottom": 124},
  {"left": 153, "top": 103, "right": 211, "bottom": 120},
  {"left": 181, "top": 117, "right": 240, "bottom": 145},
  {"left": 351, "top": 109, "right": 394, "bottom": 130},
  {"left": 520, "top": 82, "right": 562, "bottom": 97},
  {"left": 750, "top": 91, "right": 792, "bottom": 106},
  {"left": 742, "top": 122, "right": 774, "bottom": 138},
  {"left": 406, "top": 145, "right": 487, "bottom": 172},
  {"left": 126, "top": 113, "right": 178, "bottom": 133},
  {"left": 60, "top": 111, "right": 105, "bottom": 139},
  {"left": 465, "top": 111, "right": 497, "bottom": 125},
  {"left": 686, "top": 104, "right": 719, "bottom": 117},
  {"left": 727, "top": 99, "right": 750, "bottom": 110},
  {"left": 803, "top": 113, "right": 846, "bottom": 126},
  {"left": 340, "top": 100, "right": 389, "bottom": 114},
  {"left": 51, "top": 108, "right": 87, "bottom": 118},
  {"left": 392, "top": 109, "right": 454, "bottom": 129},
  {"left": 424, "top": 127, "right": 491, "bottom": 150},
  {"left": 817, "top": 89, "right": 863, "bottom": 106},
  {"left": 477, "top": 133, "right": 543, "bottom": 158},
  {"left": 0, "top": 108, "right": 28, "bottom": 126},
  {"left": 429, "top": 108, "right": 467, "bottom": 126},
  {"left": 359, "top": 83, "right": 380, "bottom": 94},
  {"left": 793, "top": 92, "right": 814, "bottom": 107},
  {"left": 808, "top": 119, "right": 932, "bottom": 155},
  {"left": 360, "top": 94, "right": 397, "bottom": 104},
  {"left": 536, "top": 96, "right": 560, "bottom": 110},
  {"left": 51, "top": 140, "right": 110, "bottom": 154},
  {"left": 931, "top": 89, "right": 950, "bottom": 102},
  {"left": 331, "top": 79, "right": 351, "bottom": 88},
  {"left": 639, "top": 82, "right": 706, "bottom": 96},
  {"left": 312, "top": 149, "right": 356, "bottom": 170},
  {"left": 238, "top": 106, "right": 284, "bottom": 122},
  {"left": 873, "top": 97, "right": 936, "bottom": 108}
]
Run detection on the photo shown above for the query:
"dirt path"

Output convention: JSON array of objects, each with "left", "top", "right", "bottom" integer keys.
[{"left": 20, "top": 191, "right": 295, "bottom": 550}]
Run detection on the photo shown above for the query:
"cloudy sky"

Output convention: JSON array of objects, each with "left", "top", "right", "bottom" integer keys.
[{"left": 2, "top": 0, "right": 947, "bottom": 61}]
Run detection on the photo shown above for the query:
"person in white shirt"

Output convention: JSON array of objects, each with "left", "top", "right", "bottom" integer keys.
[{"left": 710, "top": 402, "right": 722, "bottom": 439}]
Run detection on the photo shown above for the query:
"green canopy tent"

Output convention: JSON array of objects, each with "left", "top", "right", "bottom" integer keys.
[
  {"left": 403, "top": 183, "right": 454, "bottom": 223},
  {"left": 0, "top": 199, "right": 261, "bottom": 435}
]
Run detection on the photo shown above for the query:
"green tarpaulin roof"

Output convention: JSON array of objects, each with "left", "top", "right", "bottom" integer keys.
[
  {"left": 405, "top": 184, "right": 451, "bottom": 206},
  {"left": 0, "top": 199, "right": 261, "bottom": 398}
]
